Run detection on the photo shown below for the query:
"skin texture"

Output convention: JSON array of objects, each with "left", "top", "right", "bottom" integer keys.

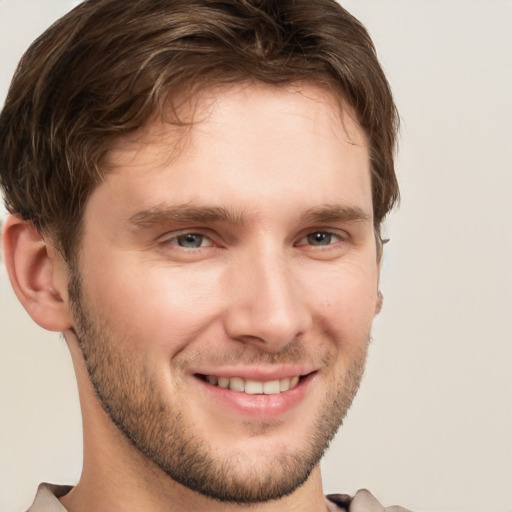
[{"left": 3, "top": 82, "right": 381, "bottom": 512}]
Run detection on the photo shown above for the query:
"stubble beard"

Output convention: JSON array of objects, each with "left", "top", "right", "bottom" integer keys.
[{"left": 68, "top": 268, "right": 369, "bottom": 504}]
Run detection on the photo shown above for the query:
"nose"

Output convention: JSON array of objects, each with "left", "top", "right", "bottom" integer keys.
[{"left": 222, "top": 247, "right": 312, "bottom": 351}]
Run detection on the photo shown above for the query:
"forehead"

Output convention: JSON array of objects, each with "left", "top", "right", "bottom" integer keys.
[
  {"left": 93, "top": 82, "right": 371, "bottom": 225},
  {"left": 104, "top": 81, "right": 367, "bottom": 170}
]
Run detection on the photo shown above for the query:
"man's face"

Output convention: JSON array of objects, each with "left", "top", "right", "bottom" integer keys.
[{"left": 69, "top": 82, "right": 380, "bottom": 502}]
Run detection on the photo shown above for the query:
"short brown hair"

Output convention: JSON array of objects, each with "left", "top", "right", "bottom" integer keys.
[{"left": 0, "top": 0, "right": 399, "bottom": 261}]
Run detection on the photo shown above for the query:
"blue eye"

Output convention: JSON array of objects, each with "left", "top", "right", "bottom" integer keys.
[
  {"left": 173, "top": 233, "right": 209, "bottom": 249},
  {"left": 305, "top": 232, "right": 338, "bottom": 246}
]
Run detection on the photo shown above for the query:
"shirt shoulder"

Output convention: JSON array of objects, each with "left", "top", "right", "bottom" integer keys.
[
  {"left": 327, "top": 489, "right": 413, "bottom": 511},
  {"left": 26, "top": 483, "right": 71, "bottom": 512}
]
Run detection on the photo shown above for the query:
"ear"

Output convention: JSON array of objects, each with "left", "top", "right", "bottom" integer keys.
[
  {"left": 1, "top": 214, "right": 74, "bottom": 332},
  {"left": 375, "top": 290, "right": 383, "bottom": 315},
  {"left": 374, "top": 233, "right": 384, "bottom": 315}
]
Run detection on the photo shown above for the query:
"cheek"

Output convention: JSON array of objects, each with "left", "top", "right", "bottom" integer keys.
[
  {"left": 81, "top": 256, "right": 225, "bottom": 354},
  {"left": 304, "top": 260, "right": 379, "bottom": 338}
]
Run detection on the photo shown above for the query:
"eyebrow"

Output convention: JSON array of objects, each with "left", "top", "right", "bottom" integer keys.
[
  {"left": 128, "top": 203, "right": 371, "bottom": 229},
  {"left": 128, "top": 204, "right": 245, "bottom": 228},
  {"left": 301, "top": 204, "right": 371, "bottom": 224}
]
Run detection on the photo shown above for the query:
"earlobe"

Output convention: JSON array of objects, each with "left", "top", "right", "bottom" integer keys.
[{"left": 1, "top": 214, "right": 74, "bottom": 332}]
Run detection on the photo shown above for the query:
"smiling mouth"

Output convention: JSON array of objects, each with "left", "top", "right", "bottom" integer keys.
[{"left": 197, "top": 375, "right": 307, "bottom": 395}]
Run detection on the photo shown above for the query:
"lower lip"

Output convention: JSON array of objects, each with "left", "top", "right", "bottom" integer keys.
[{"left": 195, "top": 374, "right": 315, "bottom": 419}]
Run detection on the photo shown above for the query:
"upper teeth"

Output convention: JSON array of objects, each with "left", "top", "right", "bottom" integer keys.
[{"left": 206, "top": 375, "right": 300, "bottom": 395}]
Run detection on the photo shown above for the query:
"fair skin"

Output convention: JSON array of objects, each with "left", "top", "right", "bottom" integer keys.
[{"left": 3, "top": 82, "right": 380, "bottom": 512}]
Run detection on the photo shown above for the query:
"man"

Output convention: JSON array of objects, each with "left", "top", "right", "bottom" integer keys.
[{"left": 0, "top": 0, "right": 407, "bottom": 510}]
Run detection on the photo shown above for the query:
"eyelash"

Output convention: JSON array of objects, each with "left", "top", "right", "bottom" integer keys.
[
  {"left": 164, "top": 232, "right": 214, "bottom": 250},
  {"left": 295, "top": 231, "right": 345, "bottom": 248}
]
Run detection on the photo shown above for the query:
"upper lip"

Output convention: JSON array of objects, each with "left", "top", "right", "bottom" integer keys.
[{"left": 191, "top": 365, "right": 318, "bottom": 381}]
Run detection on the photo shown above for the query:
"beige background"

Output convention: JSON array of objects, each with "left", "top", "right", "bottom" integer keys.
[{"left": 1, "top": 1, "right": 511, "bottom": 511}]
